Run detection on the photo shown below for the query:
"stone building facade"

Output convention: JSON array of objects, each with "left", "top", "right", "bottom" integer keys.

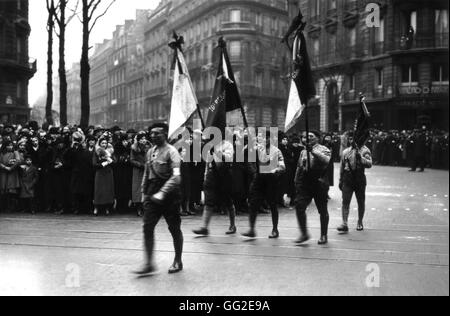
[
  {"left": 90, "top": 40, "right": 112, "bottom": 127},
  {"left": 89, "top": 0, "right": 290, "bottom": 129},
  {"left": 66, "top": 63, "right": 81, "bottom": 124},
  {"left": 295, "top": 0, "right": 449, "bottom": 132},
  {"left": 0, "top": 0, "right": 36, "bottom": 124}
]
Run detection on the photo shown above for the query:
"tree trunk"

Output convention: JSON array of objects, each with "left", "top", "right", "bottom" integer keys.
[
  {"left": 79, "top": 0, "right": 91, "bottom": 128},
  {"left": 58, "top": 1, "right": 68, "bottom": 126},
  {"left": 45, "top": 9, "right": 54, "bottom": 126}
]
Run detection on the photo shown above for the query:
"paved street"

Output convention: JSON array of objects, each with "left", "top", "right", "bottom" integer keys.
[{"left": 0, "top": 165, "right": 448, "bottom": 296}]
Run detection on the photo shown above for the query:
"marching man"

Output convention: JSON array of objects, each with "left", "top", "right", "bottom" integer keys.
[
  {"left": 294, "top": 131, "right": 331, "bottom": 245},
  {"left": 338, "top": 132, "right": 373, "bottom": 233}
]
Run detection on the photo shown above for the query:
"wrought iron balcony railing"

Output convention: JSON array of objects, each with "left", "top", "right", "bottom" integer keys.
[{"left": 393, "top": 33, "right": 449, "bottom": 51}]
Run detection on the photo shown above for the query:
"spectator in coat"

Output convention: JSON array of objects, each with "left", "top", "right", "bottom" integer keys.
[
  {"left": 67, "top": 132, "right": 95, "bottom": 215},
  {"left": 130, "top": 132, "right": 148, "bottom": 217},
  {"left": 0, "top": 141, "right": 21, "bottom": 212},
  {"left": 113, "top": 134, "right": 133, "bottom": 214},
  {"left": 19, "top": 155, "right": 39, "bottom": 214},
  {"left": 93, "top": 137, "right": 115, "bottom": 216}
]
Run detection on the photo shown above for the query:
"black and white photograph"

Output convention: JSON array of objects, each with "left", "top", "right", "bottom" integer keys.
[{"left": 0, "top": 0, "right": 448, "bottom": 299}]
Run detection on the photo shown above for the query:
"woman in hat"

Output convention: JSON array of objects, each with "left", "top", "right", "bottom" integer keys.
[{"left": 93, "top": 137, "right": 115, "bottom": 216}]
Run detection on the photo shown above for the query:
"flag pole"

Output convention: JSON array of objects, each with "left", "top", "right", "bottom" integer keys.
[
  {"left": 296, "top": 32, "right": 311, "bottom": 170},
  {"left": 283, "top": 10, "right": 313, "bottom": 170},
  {"left": 304, "top": 98, "right": 311, "bottom": 170},
  {"left": 196, "top": 104, "right": 206, "bottom": 129}
]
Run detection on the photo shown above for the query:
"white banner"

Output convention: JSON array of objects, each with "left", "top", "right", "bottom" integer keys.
[
  {"left": 168, "top": 50, "right": 198, "bottom": 138},
  {"left": 285, "top": 79, "right": 305, "bottom": 132}
]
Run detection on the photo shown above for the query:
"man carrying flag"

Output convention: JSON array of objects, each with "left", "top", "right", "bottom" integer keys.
[
  {"left": 338, "top": 94, "right": 373, "bottom": 233},
  {"left": 193, "top": 38, "right": 244, "bottom": 236},
  {"left": 282, "top": 10, "right": 331, "bottom": 245}
]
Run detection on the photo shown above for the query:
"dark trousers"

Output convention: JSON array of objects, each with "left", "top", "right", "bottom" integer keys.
[
  {"left": 20, "top": 198, "right": 35, "bottom": 213},
  {"left": 411, "top": 155, "right": 426, "bottom": 171},
  {"left": 72, "top": 193, "right": 92, "bottom": 214},
  {"left": 143, "top": 196, "right": 183, "bottom": 265},
  {"left": 0, "top": 193, "right": 18, "bottom": 212},
  {"left": 295, "top": 180, "right": 329, "bottom": 237},
  {"left": 248, "top": 173, "right": 279, "bottom": 231},
  {"left": 342, "top": 183, "right": 366, "bottom": 224}
]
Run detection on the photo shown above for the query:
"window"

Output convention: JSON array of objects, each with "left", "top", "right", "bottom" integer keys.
[
  {"left": 272, "top": 17, "right": 277, "bottom": 32},
  {"left": 230, "top": 10, "right": 241, "bottom": 22},
  {"left": 229, "top": 41, "right": 241, "bottom": 59},
  {"left": 375, "top": 18, "right": 385, "bottom": 42},
  {"left": 271, "top": 73, "right": 277, "bottom": 92},
  {"left": 404, "top": 11, "right": 417, "bottom": 33},
  {"left": 263, "top": 15, "right": 270, "bottom": 34},
  {"left": 255, "top": 42, "right": 262, "bottom": 58},
  {"left": 256, "top": 13, "right": 262, "bottom": 26},
  {"left": 212, "top": 16, "right": 217, "bottom": 31},
  {"left": 349, "top": 74, "right": 355, "bottom": 91},
  {"left": 330, "top": 0, "right": 336, "bottom": 10},
  {"left": 349, "top": 27, "right": 356, "bottom": 46},
  {"left": 16, "top": 81, "right": 22, "bottom": 98},
  {"left": 376, "top": 68, "right": 384, "bottom": 87},
  {"left": 203, "top": 45, "right": 208, "bottom": 63},
  {"left": 312, "top": 0, "right": 320, "bottom": 16},
  {"left": 313, "top": 38, "right": 320, "bottom": 56},
  {"left": 17, "top": 38, "right": 22, "bottom": 55},
  {"left": 401, "top": 65, "right": 418, "bottom": 84},
  {"left": 433, "top": 63, "right": 449, "bottom": 82},
  {"left": 435, "top": 10, "right": 449, "bottom": 34},
  {"left": 255, "top": 72, "right": 263, "bottom": 89}
]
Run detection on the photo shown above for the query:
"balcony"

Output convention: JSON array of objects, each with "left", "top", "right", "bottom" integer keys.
[
  {"left": 373, "top": 87, "right": 385, "bottom": 99},
  {"left": 145, "top": 86, "right": 168, "bottom": 98},
  {"left": 343, "top": 1, "right": 359, "bottom": 28},
  {"left": 325, "top": 9, "right": 338, "bottom": 34},
  {"left": 170, "top": 0, "right": 287, "bottom": 29},
  {"left": 218, "top": 21, "right": 256, "bottom": 34},
  {"left": 0, "top": 95, "right": 28, "bottom": 107},
  {"left": 311, "top": 45, "right": 363, "bottom": 67},
  {"left": 0, "top": 53, "right": 36, "bottom": 77},
  {"left": 392, "top": 33, "right": 449, "bottom": 52},
  {"left": 343, "top": 90, "right": 357, "bottom": 102},
  {"left": 371, "top": 42, "right": 385, "bottom": 56}
]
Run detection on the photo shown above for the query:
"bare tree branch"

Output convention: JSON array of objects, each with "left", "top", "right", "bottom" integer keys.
[
  {"left": 89, "top": 0, "right": 116, "bottom": 34},
  {"left": 88, "top": 0, "right": 102, "bottom": 21},
  {"left": 88, "top": 0, "right": 96, "bottom": 9},
  {"left": 66, "top": 0, "right": 80, "bottom": 26}
]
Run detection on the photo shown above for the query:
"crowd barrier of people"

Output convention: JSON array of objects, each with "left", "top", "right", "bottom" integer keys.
[{"left": 0, "top": 122, "right": 448, "bottom": 216}]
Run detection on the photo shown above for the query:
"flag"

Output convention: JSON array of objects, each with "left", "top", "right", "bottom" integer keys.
[
  {"left": 285, "top": 78, "right": 305, "bottom": 132},
  {"left": 284, "top": 30, "right": 316, "bottom": 132},
  {"left": 354, "top": 94, "right": 371, "bottom": 148},
  {"left": 205, "top": 38, "right": 243, "bottom": 134},
  {"left": 168, "top": 49, "right": 198, "bottom": 138}
]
